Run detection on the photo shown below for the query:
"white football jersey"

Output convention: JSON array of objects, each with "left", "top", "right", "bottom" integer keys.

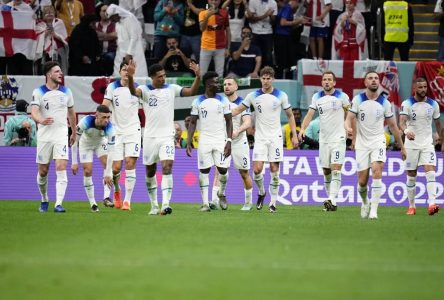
[
  {"left": 190, "top": 94, "right": 231, "bottom": 144},
  {"left": 400, "top": 97, "right": 440, "bottom": 149},
  {"left": 104, "top": 81, "right": 141, "bottom": 135},
  {"left": 31, "top": 85, "right": 74, "bottom": 143},
  {"left": 309, "top": 89, "right": 350, "bottom": 143},
  {"left": 242, "top": 88, "right": 291, "bottom": 141},
  {"left": 229, "top": 96, "right": 250, "bottom": 144},
  {"left": 139, "top": 83, "right": 183, "bottom": 138},
  {"left": 349, "top": 93, "right": 393, "bottom": 150},
  {"left": 77, "top": 115, "right": 116, "bottom": 148}
]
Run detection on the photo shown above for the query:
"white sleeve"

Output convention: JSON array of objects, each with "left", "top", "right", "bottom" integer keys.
[
  {"left": 242, "top": 93, "right": 252, "bottom": 108},
  {"left": 433, "top": 101, "right": 441, "bottom": 119},
  {"left": 349, "top": 96, "right": 359, "bottom": 114},
  {"left": 341, "top": 93, "right": 350, "bottom": 108},
  {"left": 66, "top": 88, "right": 74, "bottom": 108},
  {"left": 104, "top": 84, "right": 113, "bottom": 101},
  {"left": 309, "top": 94, "right": 317, "bottom": 110},
  {"left": 172, "top": 84, "right": 183, "bottom": 97},
  {"left": 280, "top": 92, "right": 291, "bottom": 110},
  {"left": 31, "top": 89, "right": 41, "bottom": 107},
  {"left": 400, "top": 100, "right": 410, "bottom": 116},
  {"left": 190, "top": 98, "right": 199, "bottom": 116},
  {"left": 384, "top": 100, "right": 394, "bottom": 118}
]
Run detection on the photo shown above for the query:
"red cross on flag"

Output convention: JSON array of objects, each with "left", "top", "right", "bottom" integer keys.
[
  {"left": 300, "top": 59, "right": 401, "bottom": 109},
  {"left": 0, "top": 10, "right": 37, "bottom": 60}
]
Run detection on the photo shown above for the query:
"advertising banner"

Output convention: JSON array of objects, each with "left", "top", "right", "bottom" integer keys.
[{"left": 1, "top": 148, "right": 442, "bottom": 206}]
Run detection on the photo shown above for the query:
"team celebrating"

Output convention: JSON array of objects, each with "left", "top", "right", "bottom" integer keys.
[{"left": 30, "top": 60, "right": 443, "bottom": 219}]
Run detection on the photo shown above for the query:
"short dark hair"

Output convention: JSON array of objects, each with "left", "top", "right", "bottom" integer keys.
[
  {"left": 203, "top": 71, "right": 219, "bottom": 85},
  {"left": 414, "top": 77, "right": 427, "bottom": 85},
  {"left": 364, "top": 71, "right": 379, "bottom": 80},
  {"left": 96, "top": 105, "right": 111, "bottom": 114},
  {"left": 15, "top": 100, "right": 29, "bottom": 113},
  {"left": 119, "top": 60, "right": 128, "bottom": 71},
  {"left": 322, "top": 71, "right": 336, "bottom": 81},
  {"left": 260, "top": 66, "right": 275, "bottom": 78},
  {"left": 43, "top": 61, "right": 60, "bottom": 76},
  {"left": 148, "top": 64, "right": 164, "bottom": 77}
]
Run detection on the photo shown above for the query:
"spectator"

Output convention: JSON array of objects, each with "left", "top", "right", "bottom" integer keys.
[
  {"left": 326, "top": 0, "right": 345, "bottom": 59},
  {"left": 106, "top": 4, "right": 148, "bottom": 77},
  {"left": 247, "top": 0, "right": 277, "bottom": 67},
  {"left": 153, "top": 0, "right": 184, "bottom": 61},
  {"left": 55, "top": 0, "right": 84, "bottom": 37},
  {"left": 159, "top": 37, "right": 193, "bottom": 76},
  {"left": 228, "top": 26, "right": 261, "bottom": 78},
  {"left": 78, "top": 0, "right": 94, "bottom": 14},
  {"left": 331, "top": 0, "right": 368, "bottom": 60},
  {"left": 435, "top": 0, "right": 444, "bottom": 61},
  {"left": 95, "top": 2, "right": 117, "bottom": 76},
  {"left": 175, "top": 122, "right": 187, "bottom": 148},
  {"left": 3, "top": 100, "right": 37, "bottom": 147},
  {"left": 182, "top": 0, "right": 207, "bottom": 62},
  {"left": 355, "top": 0, "right": 373, "bottom": 55},
  {"left": 223, "top": 0, "right": 248, "bottom": 47},
  {"left": 306, "top": 0, "right": 332, "bottom": 60},
  {"left": 305, "top": 116, "right": 320, "bottom": 143},
  {"left": 0, "top": 1, "right": 34, "bottom": 75},
  {"left": 199, "top": 0, "right": 231, "bottom": 77},
  {"left": 275, "top": 0, "right": 308, "bottom": 78},
  {"left": 283, "top": 107, "right": 302, "bottom": 149},
  {"left": 35, "top": 5, "right": 69, "bottom": 75},
  {"left": 69, "top": 14, "right": 102, "bottom": 76},
  {"left": 181, "top": 116, "right": 200, "bottom": 148},
  {"left": 381, "top": 0, "right": 414, "bottom": 61}
]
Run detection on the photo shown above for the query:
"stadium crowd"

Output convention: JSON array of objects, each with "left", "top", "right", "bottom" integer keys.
[{"left": 4, "top": 0, "right": 440, "bottom": 78}]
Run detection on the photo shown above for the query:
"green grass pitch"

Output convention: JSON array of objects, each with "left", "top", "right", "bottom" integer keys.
[{"left": 1, "top": 201, "right": 443, "bottom": 300}]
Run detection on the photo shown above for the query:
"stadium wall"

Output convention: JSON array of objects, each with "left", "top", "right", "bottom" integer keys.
[{"left": 0, "top": 147, "right": 442, "bottom": 206}]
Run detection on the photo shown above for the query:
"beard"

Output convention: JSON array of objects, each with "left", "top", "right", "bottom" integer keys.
[{"left": 224, "top": 90, "right": 234, "bottom": 97}]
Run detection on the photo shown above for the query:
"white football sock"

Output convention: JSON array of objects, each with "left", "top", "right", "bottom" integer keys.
[
  {"left": 211, "top": 186, "right": 220, "bottom": 202},
  {"left": 254, "top": 173, "right": 266, "bottom": 196},
  {"left": 269, "top": 171, "right": 280, "bottom": 206},
  {"left": 324, "top": 173, "right": 332, "bottom": 197},
  {"left": 329, "top": 170, "right": 341, "bottom": 206},
  {"left": 103, "top": 169, "right": 111, "bottom": 199},
  {"left": 83, "top": 176, "right": 96, "bottom": 206},
  {"left": 55, "top": 170, "right": 68, "bottom": 207},
  {"left": 199, "top": 172, "right": 209, "bottom": 206},
  {"left": 146, "top": 175, "right": 158, "bottom": 207},
  {"left": 370, "top": 179, "right": 382, "bottom": 214},
  {"left": 426, "top": 171, "right": 437, "bottom": 206},
  {"left": 218, "top": 171, "right": 229, "bottom": 197},
  {"left": 406, "top": 176, "right": 416, "bottom": 208},
  {"left": 37, "top": 173, "right": 48, "bottom": 202},
  {"left": 245, "top": 188, "right": 252, "bottom": 205},
  {"left": 161, "top": 174, "right": 173, "bottom": 207},
  {"left": 124, "top": 169, "right": 136, "bottom": 203}
]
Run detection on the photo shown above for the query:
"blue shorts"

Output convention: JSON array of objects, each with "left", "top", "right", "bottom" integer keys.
[{"left": 309, "top": 26, "right": 330, "bottom": 38}]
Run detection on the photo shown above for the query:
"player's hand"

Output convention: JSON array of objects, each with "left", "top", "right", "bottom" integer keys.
[
  {"left": 400, "top": 147, "right": 407, "bottom": 160},
  {"left": 298, "top": 130, "right": 305, "bottom": 142},
  {"left": 189, "top": 61, "right": 200, "bottom": 77},
  {"left": 124, "top": 54, "right": 133, "bottom": 63},
  {"left": 350, "top": 141, "right": 355, "bottom": 151},
  {"left": 127, "top": 59, "right": 136, "bottom": 76},
  {"left": 224, "top": 141, "right": 231, "bottom": 158},
  {"left": 71, "top": 164, "right": 78, "bottom": 175},
  {"left": 103, "top": 175, "right": 113, "bottom": 188},
  {"left": 232, "top": 130, "right": 239, "bottom": 139},
  {"left": 405, "top": 131, "right": 415, "bottom": 140},
  {"left": 186, "top": 144, "right": 193, "bottom": 157},
  {"left": 69, "top": 133, "right": 76, "bottom": 146},
  {"left": 40, "top": 117, "right": 54, "bottom": 125},
  {"left": 291, "top": 136, "right": 299, "bottom": 149}
]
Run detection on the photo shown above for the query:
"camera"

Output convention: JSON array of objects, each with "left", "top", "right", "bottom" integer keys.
[{"left": 17, "top": 127, "right": 29, "bottom": 143}]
